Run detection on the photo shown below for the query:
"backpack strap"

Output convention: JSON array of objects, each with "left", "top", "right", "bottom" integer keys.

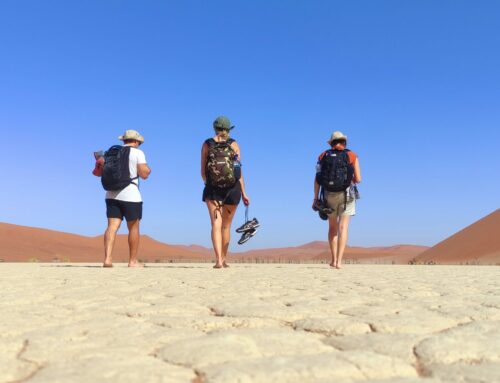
[
  {"left": 206, "top": 137, "right": 236, "bottom": 147},
  {"left": 123, "top": 146, "right": 140, "bottom": 187},
  {"left": 213, "top": 187, "right": 234, "bottom": 219},
  {"left": 340, "top": 150, "right": 350, "bottom": 208},
  {"left": 130, "top": 176, "right": 139, "bottom": 187},
  {"left": 318, "top": 150, "right": 330, "bottom": 170},
  {"left": 319, "top": 185, "right": 326, "bottom": 202}
]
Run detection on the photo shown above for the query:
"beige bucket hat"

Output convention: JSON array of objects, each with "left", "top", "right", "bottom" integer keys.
[
  {"left": 327, "top": 131, "right": 348, "bottom": 145},
  {"left": 118, "top": 130, "right": 145, "bottom": 143}
]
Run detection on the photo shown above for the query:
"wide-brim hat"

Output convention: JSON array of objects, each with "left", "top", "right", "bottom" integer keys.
[
  {"left": 118, "top": 130, "right": 145, "bottom": 143},
  {"left": 327, "top": 131, "right": 348, "bottom": 145},
  {"left": 213, "top": 116, "right": 235, "bottom": 131}
]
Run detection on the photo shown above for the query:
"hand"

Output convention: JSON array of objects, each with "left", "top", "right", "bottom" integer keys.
[
  {"left": 312, "top": 198, "right": 319, "bottom": 211},
  {"left": 92, "top": 158, "right": 105, "bottom": 177},
  {"left": 242, "top": 194, "right": 250, "bottom": 206}
]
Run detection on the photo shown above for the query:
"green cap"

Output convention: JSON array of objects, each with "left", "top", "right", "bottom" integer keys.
[{"left": 213, "top": 116, "right": 234, "bottom": 130}]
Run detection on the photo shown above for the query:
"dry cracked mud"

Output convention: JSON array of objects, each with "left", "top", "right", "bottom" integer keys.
[{"left": 0, "top": 264, "right": 499, "bottom": 383}]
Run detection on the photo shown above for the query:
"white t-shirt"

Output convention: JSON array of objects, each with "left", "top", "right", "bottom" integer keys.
[{"left": 105, "top": 146, "right": 147, "bottom": 202}]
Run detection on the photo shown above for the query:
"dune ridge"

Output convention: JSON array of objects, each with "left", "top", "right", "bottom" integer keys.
[
  {"left": 0, "top": 222, "right": 425, "bottom": 264},
  {"left": 415, "top": 209, "right": 500, "bottom": 265},
  {"left": 2, "top": 209, "right": 499, "bottom": 264}
]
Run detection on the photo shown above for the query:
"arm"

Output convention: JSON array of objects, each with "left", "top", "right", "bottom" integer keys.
[
  {"left": 239, "top": 173, "right": 250, "bottom": 206},
  {"left": 313, "top": 179, "right": 320, "bottom": 210},
  {"left": 135, "top": 149, "right": 151, "bottom": 180},
  {"left": 137, "top": 163, "right": 151, "bottom": 180},
  {"left": 353, "top": 158, "right": 362, "bottom": 183},
  {"left": 92, "top": 158, "right": 104, "bottom": 177},
  {"left": 201, "top": 143, "right": 208, "bottom": 183},
  {"left": 232, "top": 141, "right": 250, "bottom": 206},
  {"left": 314, "top": 179, "right": 320, "bottom": 199},
  {"left": 313, "top": 154, "right": 323, "bottom": 209}
]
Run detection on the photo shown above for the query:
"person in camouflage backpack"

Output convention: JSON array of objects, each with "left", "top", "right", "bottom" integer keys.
[{"left": 201, "top": 116, "right": 251, "bottom": 269}]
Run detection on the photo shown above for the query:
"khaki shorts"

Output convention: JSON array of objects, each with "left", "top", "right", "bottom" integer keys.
[{"left": 325, "top": 191, "right": 356, "bottom": 217}]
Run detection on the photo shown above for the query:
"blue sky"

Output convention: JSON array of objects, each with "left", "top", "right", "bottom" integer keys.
[{"left": 1, "top": 0, "right": 499, "bottom": 250}]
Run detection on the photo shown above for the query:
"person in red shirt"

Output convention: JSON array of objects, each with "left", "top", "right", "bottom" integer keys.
[{"left": 314, "top": 131, "right": 362, "bottom": 269}]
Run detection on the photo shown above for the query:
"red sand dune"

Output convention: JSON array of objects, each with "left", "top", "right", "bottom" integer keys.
[
  {"left": 2, "top": 210, "right": 498, "bottom": 264},
  {"left": 233, "top": 242, "right": 427, "bottom": 264},
  {"left": 415, "top": 209, "right": 500, "bottom": 265},
  {"left": 0, "top": 222, "right": 426, "bottom": 264},
  {"left": 0, "top": 223, "right": 211, "bottom": 263}
]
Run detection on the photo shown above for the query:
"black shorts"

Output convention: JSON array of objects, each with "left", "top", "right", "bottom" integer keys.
[
  {"left": 203, "top": 182, "right": 241, "bottom": 206},
  {"left": 106, "top": 199, "right": 143, "bottom": 222}
]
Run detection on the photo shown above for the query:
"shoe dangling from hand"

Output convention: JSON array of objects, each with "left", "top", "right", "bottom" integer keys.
[
  {"left": 238, "top": 228, "right": 258, "bottom": 245},
  {"left": 236, "top": 206, "right": 260, "bottom": 245}
]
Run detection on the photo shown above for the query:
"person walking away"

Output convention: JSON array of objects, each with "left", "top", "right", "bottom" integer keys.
[
  {"left": 201, "top": 116, "right": 250, "bottom": 269},
  {"left": 94, "top": 130, "right": 151, "bottom": 267},
  {"left": 313, "top": 131, "right": 361, "bottom": 269}
]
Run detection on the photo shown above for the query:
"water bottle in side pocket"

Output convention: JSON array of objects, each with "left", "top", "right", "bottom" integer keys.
[{"left": 234, "top": 155, "right": 242, "bottom": 180}]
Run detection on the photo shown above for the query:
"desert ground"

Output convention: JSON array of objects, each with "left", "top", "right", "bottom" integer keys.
[{"left": 1, "top": 264, "right": 499, "bottom": 383}]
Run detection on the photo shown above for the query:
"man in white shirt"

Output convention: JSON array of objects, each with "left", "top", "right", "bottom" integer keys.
[{"left": 97, "top": 130, "right": 151, "bottom": 267}]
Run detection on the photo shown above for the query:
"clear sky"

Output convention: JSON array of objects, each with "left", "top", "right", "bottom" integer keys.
[{"left": 1, "top": 0, "right": 499, "bottom": 250}]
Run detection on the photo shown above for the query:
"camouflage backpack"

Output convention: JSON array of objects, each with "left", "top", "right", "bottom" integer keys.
[{"left": 206, "top": 138, "right": 238, "bottom": 188}]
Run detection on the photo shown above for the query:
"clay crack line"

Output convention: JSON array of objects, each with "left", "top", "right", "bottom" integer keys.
[
  {"left": 335, "top": 354, "right": 370, "bottom": 380},
  {"left": 209, "top": 307, "right": 224, "bottom": 317},
  {"left": 412, "top": 345, "right": 430, "bottom": 377},
  {"left": 150, "top": 346, "right": 205, "bottom": 383},
  {"left": 8, "top": 340, "right": 45, "bottom": 383},
  {"left": 192, "top": 370, "right": 206, "bottom": 383}
]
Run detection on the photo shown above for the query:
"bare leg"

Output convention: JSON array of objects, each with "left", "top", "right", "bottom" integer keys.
[
  {"left": 221, "top": 205, "right": 238, "bottom": 267},
  {"left": 328, "top": 215, "right": 339, "bottom": 268},
  {"left": 207, "top": 201, "right": 223, "bottom": 268},
  {"left": 127, "top": 219, "right": 143, "bottom": 267},
  {"left": 336, "top": 215, "right": 351, "bottom": 268},
  {"left": 104, "top": 218, "right": 122, "bottom": 267}
]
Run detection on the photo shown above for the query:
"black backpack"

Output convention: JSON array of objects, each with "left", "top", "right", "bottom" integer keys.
[
  {"left": 317, "top": 149, "right": 354, "bottom": 192},
  {"left": 206, "top": 138, "right": 239, "bottom": 188},
  {"left": 101, "top": 145, "right": 138, "bottom": 191}
]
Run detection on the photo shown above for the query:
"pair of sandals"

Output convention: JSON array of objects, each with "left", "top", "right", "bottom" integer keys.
[{"left": 236, "top": 206, "right": 260, "bottom": 245}]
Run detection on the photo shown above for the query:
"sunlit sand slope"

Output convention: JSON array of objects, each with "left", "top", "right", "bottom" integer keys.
[{"left": 416, "top": 209, "right": 500, "bottom": 265}]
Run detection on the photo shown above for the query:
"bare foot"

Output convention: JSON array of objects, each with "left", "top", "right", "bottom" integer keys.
[
  {"left": 213, "top": 263, "right": 223, "bottom": 269},
  {"left": 329, "top": 263, "right": 335, "bottom": 268},
  {"left": 223, "top": 262, "right": 230, "bottom": 268},
  {"left": 103, "top": 263, "right": 113, "bottom": 268},
  {"left": 128, "top": 262, "right": 145, "bottom": 268},
  {"left": 336, "top": 264, "right": 343, "bottom": 269}
]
